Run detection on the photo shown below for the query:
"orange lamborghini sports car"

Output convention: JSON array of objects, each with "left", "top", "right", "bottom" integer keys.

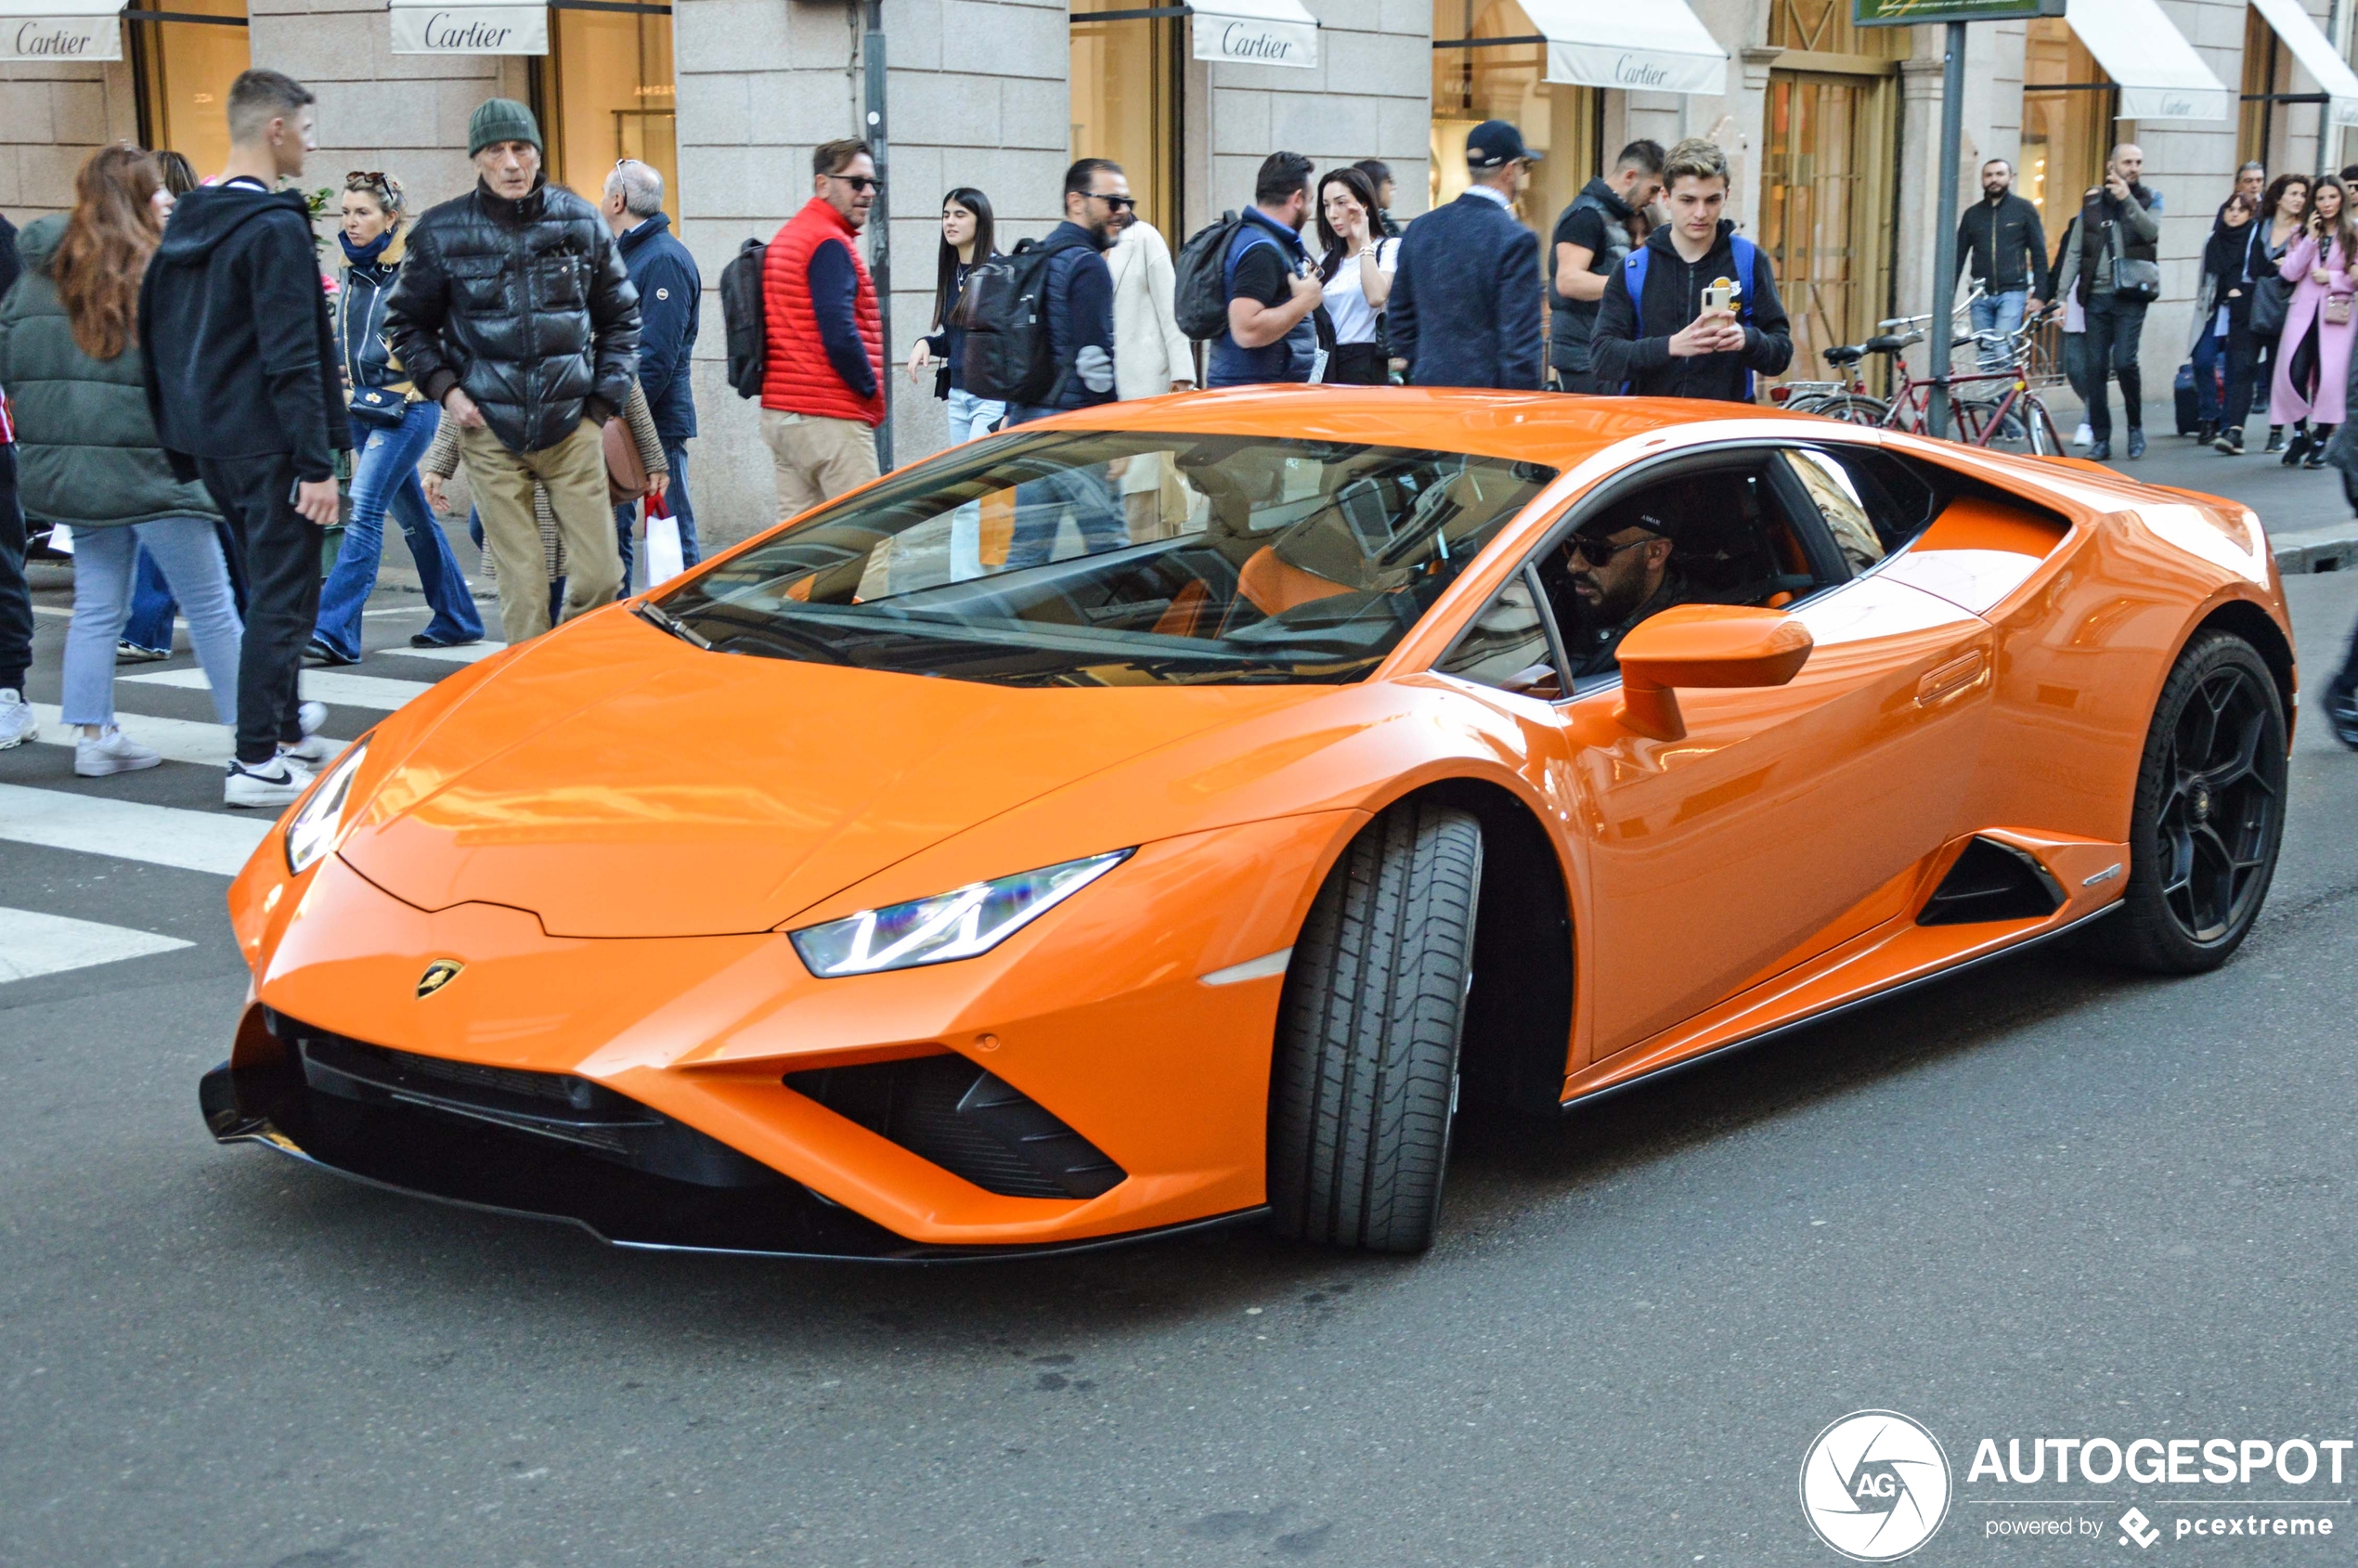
[{"left": 202, "top": 390, "right": 2295, "bottom": 1258}]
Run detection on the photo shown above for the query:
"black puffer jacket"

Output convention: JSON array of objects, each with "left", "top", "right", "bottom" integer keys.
[{"left": 384, "top": 175, "right": 640, "bottom": 454}]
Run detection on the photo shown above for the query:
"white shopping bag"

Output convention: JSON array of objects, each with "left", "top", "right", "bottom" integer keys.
[
  {"left": 48, "top": 524, "right": 72, "bottom": 554},
  {"left": 643, "top": 496, "right": 684, "bottom": 589}
]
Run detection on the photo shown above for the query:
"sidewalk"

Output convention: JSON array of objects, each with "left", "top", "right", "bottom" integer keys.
[{"left": 2042, "top": 392, "right": 2358, "bottom": 575}]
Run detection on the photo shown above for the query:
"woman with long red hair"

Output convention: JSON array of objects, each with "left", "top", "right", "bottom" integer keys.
[{"left": 0, "top": 145, "right": 241, "bottom": 777}]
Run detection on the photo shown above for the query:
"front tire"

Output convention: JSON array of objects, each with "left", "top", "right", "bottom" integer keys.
[
  {"left": 2093, "top": 631, "right": 2287, "bottom": 973},
  {"left": 1268, "top": 801, "right": 1482, "bottom": 1253}
]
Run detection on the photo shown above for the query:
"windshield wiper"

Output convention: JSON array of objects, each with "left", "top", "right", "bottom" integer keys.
[{"left": 635, "top": 601, "right": 711, "bottom": 649}]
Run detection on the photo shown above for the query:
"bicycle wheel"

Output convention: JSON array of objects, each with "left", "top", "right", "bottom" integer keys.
[{"left": 1810, "top": 394, "right": 1891, "bottom": 427}]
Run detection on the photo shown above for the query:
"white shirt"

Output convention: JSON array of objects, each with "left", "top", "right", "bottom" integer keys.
[
  {"left": 1323, "top": 238, "right": 1399, "bottom": 345},
  {"left": 1464, "top": 184, "right": 1512, "bottom": 209}
]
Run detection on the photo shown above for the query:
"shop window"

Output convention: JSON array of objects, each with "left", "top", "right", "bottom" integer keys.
[
  {"left": 2020, "top": 16, "right": 2112, "bottom": 236},
  {"left": 535, "top": 3, "right": 677, "bottom": 212},
  {"left": 131, "top": 0, "right": 251, "bottom": 177},
  {"left": 1430, "top": 0, "right": 1598, "bottom": 231},
  {"left": 2238, "top": 6, "right": 2286, "bottom": 172},
  {"left": 1070, "top": 6, "right": 1185, "bottom": 243}
]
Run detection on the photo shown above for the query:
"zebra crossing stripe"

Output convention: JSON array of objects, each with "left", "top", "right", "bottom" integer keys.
[
  {"left": 26, "top": 706, "right": 353, "bottom": 770},
  {"left": 0, "top": 905, "right": 194, "bottom": 984},
  {"left": 123, "top": 667, "right": 434, "bottom": 713},
  {"left": 384, "top": 641, "right": 508, "bottom": 666},
  {"left": 0, "top": 783, "right": 270, "bottom": 876}
]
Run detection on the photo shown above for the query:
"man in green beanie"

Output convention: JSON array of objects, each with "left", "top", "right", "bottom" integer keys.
[{"left": 386, "top": 97, "right": 641, "bottom": 645}]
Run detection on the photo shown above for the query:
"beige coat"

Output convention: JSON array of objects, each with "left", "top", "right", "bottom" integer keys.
[{"left": 1108, "top": 220, "right": 1197, "bottom": 401}]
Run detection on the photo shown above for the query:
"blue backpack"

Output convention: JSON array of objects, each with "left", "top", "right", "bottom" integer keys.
[{"left": 1622, "top": 236, "right": 1761, "bottom": 399}]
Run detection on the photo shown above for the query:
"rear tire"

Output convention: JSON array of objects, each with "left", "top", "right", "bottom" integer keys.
[
  {"left": 2091, "top": 631, "right": 2287, "bottom": 974},
  {"left": 1268, "top": 801, "right": 1482, "bottom": 1253}
]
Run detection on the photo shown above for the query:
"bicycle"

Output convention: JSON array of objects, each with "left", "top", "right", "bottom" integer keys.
[{"left": 1793, "top": 305, "right": 2066, "bottom": 457}]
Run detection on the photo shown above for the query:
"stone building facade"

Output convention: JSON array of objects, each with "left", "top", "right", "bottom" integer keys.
[{"left": 5, "top": 0, "right": 2352, "bottom": 542}]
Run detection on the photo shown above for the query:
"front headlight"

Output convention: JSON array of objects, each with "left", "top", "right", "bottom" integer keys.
[
  {"left": 283, "top": 740, "right": 369, "bottom": 875},
  {"left": 789, "top": 849, "right": 1134, "bottom": 978}
]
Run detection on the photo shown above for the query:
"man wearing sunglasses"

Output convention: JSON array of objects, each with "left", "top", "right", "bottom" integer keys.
[
  {"left": 1551, "top": 493, "right": 1692, "bottom": 679},
  {"left": 760, "top": 137, "right": 888, "bottom": 517}
]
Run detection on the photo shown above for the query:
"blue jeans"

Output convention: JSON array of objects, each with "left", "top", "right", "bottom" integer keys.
[
  {"left": 945, "top": 386, "right": 1006, "bottom": 579},
  {"left": 614, "top": 439, "right": 702, "bottom": 592},
  {"left": 312, "top": 402, "right": 482, "bottom": 660},
  {"left": 1004, "top": 402, "right": 1126, "bottom": 570},
  {"left": 123, "top": 519, "right": 246, "bottom": 651},
  {"left": 61, "top": 518, "right": 242, "bottom": 728},
  {"left": 1970, "top": 289, "right": 2028, "bottom": 370}
]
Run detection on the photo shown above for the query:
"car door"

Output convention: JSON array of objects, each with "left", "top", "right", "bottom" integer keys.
[{"left": 1440, "top": 441, "right": 2000, "bottom": 1069}]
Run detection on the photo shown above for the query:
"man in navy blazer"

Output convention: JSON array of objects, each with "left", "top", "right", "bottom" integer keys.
[
  {"left": 1386, "top": 121, "right": 1544, "bottom": 391},
  {"left": 602, "top": 159, "right": 702, "bottom": 580}
]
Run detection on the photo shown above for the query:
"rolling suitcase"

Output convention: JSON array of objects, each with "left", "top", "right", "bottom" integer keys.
[{"left": 2174, "top": 361, "right": 2200, "bottom": 435}]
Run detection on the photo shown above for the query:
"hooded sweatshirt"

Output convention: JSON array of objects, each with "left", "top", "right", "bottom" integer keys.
[
  {"left": 137, "top": 181, "right": 349, "bottom": 483},
  {"left": 1587, "top": 218, "right": 1794, "bottom": 402}
]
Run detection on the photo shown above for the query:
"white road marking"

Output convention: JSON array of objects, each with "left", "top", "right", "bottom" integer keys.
[
  {"left": 124, "top": 667, "right": 434, "bottom": 713},
  {"left": 0, "top": 905, "right": 193, "bottom": 983},
  {"left": 24, "top": 706, "right": 353, "bottom": 770},
  {"left": 382, "top": 640, "right": 507, "bottom": 665},
  {"left": 0, "top": 783, "right": 271, "bottom": 876}
]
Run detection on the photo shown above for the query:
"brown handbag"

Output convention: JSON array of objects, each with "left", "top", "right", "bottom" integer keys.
[{"left": 602, "top": 415, "right": 650, "bottom": 503}]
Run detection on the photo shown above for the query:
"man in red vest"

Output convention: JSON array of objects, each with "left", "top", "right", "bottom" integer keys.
[{"left": 761, "top": 138, "right": 886, "bottom": 518}]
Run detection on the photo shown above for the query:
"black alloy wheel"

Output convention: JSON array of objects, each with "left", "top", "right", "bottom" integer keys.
[{"left": 2094, "top": 632, "right": 2287, "bottom": 973}]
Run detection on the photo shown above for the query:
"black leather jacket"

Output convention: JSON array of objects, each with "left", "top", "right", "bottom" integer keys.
[
  {"left": 385, "top": 175, "right": 640, "bottom": 454},
  {"left": 337, "top": 245, "right": 405, "bottom": 395}
]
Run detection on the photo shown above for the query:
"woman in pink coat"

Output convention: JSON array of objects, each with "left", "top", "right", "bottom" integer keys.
[{"left": 2270, "top": 174, "right": 2358, "bottom": 467}]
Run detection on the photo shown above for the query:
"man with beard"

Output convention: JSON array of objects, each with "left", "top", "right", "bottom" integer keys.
[{"left": 1550, "top": 489, "right": 1695, "bottom": 680}]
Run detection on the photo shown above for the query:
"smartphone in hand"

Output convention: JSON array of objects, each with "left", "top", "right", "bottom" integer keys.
[{"left": 1703, "top": 281, "right": 1736, "bottom": 314}]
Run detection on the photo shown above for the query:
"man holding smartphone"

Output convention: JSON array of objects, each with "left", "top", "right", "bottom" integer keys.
[{"left": 1587, "top": 137, "right": 1792, "bottom": 402}]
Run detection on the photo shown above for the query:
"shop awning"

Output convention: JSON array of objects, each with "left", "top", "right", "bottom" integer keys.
[
  {"left": 1, "top": 0, "right": 123, "bottom": 62},
  {"left": 388, "top": 0, "right": 546, "bottom": 55},
  {"left": 2064, "top": 0, "right": 2233, "bottom": 121},
  {"left": 2248, "top": 0, "right": 2358, "bottom": 129},
  {"left": 1515, "top": 0, "right": 1728, "bottom": 97},
  {"left": 1191, "top": 0, "right": 1316, "bottom": 69}
]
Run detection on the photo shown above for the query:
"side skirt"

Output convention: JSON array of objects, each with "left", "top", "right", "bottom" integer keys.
[{"left": 1557, "top": 901, "right": 2121, "bottom": 1115}]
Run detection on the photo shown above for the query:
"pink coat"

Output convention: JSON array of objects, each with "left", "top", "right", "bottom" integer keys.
[{"left": 2269, "top": 232, "right": 2357, "bottom": 425}]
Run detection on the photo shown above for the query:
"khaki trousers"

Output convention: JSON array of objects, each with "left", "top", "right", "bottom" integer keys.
[
  {"left": 461, "top": 418, "right": 618, "bottom": 645},
  {"left": 762, "top": 408, "right": 880, "bottom": 521}
]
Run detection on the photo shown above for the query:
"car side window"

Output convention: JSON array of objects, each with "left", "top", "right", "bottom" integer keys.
[
  {"left": 1794, "top": 444, "right": 1941, "bottom": 556},
  {"left": 1434, "top": 567, "right": 1561, "bottom": 698},
  {"left": 1779, "top": 449, "right": 1885, "bottom": 572}
]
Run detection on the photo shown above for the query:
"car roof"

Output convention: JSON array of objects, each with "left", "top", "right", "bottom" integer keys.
[{"left": 1038, "top": 386, "right": 1789, "bottom": 471}]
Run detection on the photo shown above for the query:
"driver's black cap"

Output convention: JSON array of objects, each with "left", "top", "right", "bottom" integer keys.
[
  {"left": 1578, "top": 491, "right": 1679, "bottom": 542},
  {"left": 1466, "top": 120, "right": 1540, "bottom": 171}
]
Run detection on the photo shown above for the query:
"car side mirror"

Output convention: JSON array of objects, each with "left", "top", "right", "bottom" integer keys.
[{"left": 1614, "top": 605, "right": 1814, "bottom": 743}]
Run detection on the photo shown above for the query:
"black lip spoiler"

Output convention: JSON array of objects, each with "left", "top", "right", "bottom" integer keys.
[{"left": 201, "top": 1062, "right": 1265, "bottom": 1263}]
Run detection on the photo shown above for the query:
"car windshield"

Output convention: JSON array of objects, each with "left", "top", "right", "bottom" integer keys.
[{"left": 650, "top": 430, "right": 1555, "bottom": 687}]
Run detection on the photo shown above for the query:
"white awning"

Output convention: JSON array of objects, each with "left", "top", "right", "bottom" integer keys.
[
  {"left": 2065, "top": 0, "right": 2233, "bottom": 121},
  {"left": 2248, "top": 0, "right": 2358, "bottom": 129},
  {"left": 1, "top": 0, "right": 122, "bottom": 62},
  {"left": 1518, "top": 0, "right": 1728, "bottom": 97},
  {"left": 1191, "top": 0, "right": 1316, "bottom": 70},
  {"left": 389, "top": 0, "right": 546, "bottom": 55}
]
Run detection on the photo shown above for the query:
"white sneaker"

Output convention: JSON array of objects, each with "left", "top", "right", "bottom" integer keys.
[
  {"left": 225, "top": 756, "right": 314, "bottom": 809},
  {"left": 75, "top": 725, "right": 163, "bottom": 777},
  {"left": 280, "top": 733, "right": 336, "bottom": 767},
  {"left": 297, "top": 701, "right": 327, "bottom": 737},
  {"left": 2073, "top": 421, "right": 2093, "bottom": 449},
  {"left": 0, "top": 689, "right": 36, "bottom": 750},
  {"left": 115, "top": 640, "right": 170, "bottom": 664}
]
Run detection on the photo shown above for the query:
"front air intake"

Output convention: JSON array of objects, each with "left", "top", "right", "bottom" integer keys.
[
  {"left": 1917, "top": 838, "right": 2066, "bottom": 926},
  {"left": 785, "top": 1056, "right": 1125, "bottom": 1200}
]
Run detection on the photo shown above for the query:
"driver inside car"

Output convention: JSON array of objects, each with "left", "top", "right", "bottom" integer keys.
[{"left": 1550, "top": 491, "right": 1696, "bottom": 680}]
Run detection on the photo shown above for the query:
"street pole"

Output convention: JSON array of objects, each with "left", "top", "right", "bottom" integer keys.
[
  {"left": 863, "top": 0, "right": 892, "bottom": 471},
  {"left": 1926, "top": 18, "right": 1966, "bottom": 439}
]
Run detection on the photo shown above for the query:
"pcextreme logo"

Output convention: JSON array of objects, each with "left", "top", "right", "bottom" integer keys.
[{"left": 1800, "top": 1410, "right": 1954, "bottom": 1562}]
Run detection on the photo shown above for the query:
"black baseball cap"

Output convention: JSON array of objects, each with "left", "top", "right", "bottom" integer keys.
[{"left": 1466, "top": 120, "right": 1540, "bottom": 171}]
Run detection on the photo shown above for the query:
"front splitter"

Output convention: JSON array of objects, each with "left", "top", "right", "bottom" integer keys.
[{"left": 201, "top": 1062, "right": 1266, "bottom": 1263}]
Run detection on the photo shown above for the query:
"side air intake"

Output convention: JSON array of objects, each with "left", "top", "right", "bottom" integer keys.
[
  {"left": 1917, "top": 838, "right": 2066, "bottom": 926},
  {"left": 784, "top": 1056, "right": 1125, "bottom": 1200}
]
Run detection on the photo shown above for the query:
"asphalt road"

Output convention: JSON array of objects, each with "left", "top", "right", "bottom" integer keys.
[{"left": 3, "top": 555, "right": 2357, "bottom": 1568}]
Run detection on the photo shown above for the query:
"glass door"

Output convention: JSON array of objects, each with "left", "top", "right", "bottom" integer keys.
[
  {"left": 536, "top": 4, "right": 677, "bottom": 211},
  {"left": 130, "top": 0, "right": 251, "bottom": 177},
  {"left": 1070, "top": 6, "right": 1185, "bottom": 245},
  {"left": 1760, "top": 69, "right": 1895, "bottom": 395}
]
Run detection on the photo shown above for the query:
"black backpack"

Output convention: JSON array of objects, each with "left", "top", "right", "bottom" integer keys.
[
  {"left": 719, "top": 237, "right": 767, "bottom": 399},
  {"left": 952, "top": 232, "right": 1093, "bottom": 405},
  {"left": 1173, "top": 212, "right": 1246, "bottom": 341}
]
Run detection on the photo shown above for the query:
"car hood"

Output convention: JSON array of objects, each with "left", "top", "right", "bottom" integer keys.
[{"left": 337, "top": 611, "right": 1318, "bottom": 938}]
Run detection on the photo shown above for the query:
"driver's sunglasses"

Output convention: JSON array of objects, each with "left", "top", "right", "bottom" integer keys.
[
  {"left": 828, "top": 174, "right": 882, "bottom": 193},
  {"left": 1565, "top": 533, "right": 1655, "bottom": 567},
  {"left": 1092, "top": 191, "right": 1137, "bottom": 212}
]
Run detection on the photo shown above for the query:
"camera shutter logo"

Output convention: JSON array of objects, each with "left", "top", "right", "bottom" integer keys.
[{"left": 1799, "top": 1410, "right": 1952, "bottom": 1561}]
